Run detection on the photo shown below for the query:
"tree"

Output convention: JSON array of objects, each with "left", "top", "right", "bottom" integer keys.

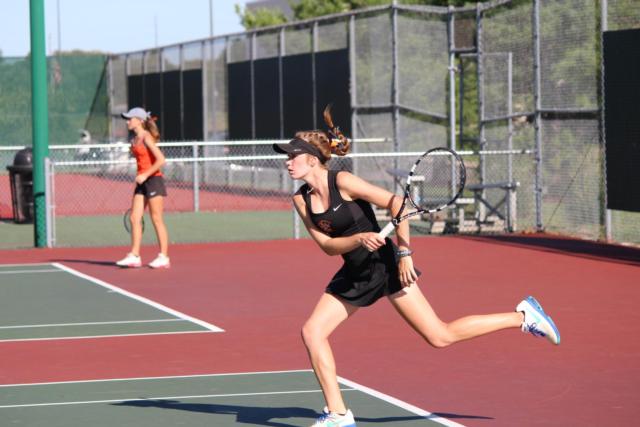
[
  {"left": 234, "top": 5, "right": 287, "bottom": 29},
  {"left": 236, "top": 1, "right": 478, "bottom": 29}
]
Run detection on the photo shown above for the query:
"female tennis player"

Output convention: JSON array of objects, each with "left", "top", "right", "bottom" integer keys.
[
  {"left": 273, "top": 108, "right": 560, "bottom": 427},
  {"left": 115, "top": 107, "right": 170, "bottom": 269}
]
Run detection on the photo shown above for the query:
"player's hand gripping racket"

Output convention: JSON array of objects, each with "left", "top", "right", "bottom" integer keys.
[
  {"left": 123, "top": 208, "right": 145, "bottom": 234},
  {"left": 379, "top": 147, "right": 466, "bottom": 238}
]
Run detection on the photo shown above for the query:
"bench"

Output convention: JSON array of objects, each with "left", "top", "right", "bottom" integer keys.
[{"left": 384, "top": 168, "right": 518, "bottom": 234}]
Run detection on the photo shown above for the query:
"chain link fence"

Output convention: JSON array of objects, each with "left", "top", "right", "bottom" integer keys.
[{"left": 42, "top": 142, "right": 532, "bottom": 247}]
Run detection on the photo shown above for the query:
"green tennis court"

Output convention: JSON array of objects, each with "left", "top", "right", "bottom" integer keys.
[
  {"left": 0, "top": 263, "right": 222, "bottom": 341},
  {"left": 0, "top": 370, "right": 460, "bottom": 427}
]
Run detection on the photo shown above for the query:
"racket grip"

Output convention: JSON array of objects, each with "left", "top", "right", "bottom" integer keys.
[{"left": 378, "top": 221, "right": 396, "bottom": 238}]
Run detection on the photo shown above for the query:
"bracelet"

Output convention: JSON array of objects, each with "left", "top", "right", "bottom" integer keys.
[{"left": 396, "top": 249, "right": 413, "bottom": 258}]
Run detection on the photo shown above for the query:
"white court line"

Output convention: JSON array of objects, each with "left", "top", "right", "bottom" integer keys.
[
  {"left": 0, "top": 388, "right": 355, "bottom": 409},
  {"left": 1, "top": 369, "right": 316, "bottom": 387},
  {"left": 0, "top": 330, "right": 212, "bottom": 343},
  {"left": 0, "top": 269, "right": 63, "bottom": 275},
  {"left": 1, "top": 369, "right": 466, "bottom": 426},
  {"left": 0, "top": 319, "right": 184, "bottom": 329},
  {"left": 51, "top": 263, "right": 224, "bottom": 333},
  {"left": 0, "top": 263, "right": 54, "bottom": 268},
  {"left": 338, "top": 376, "right": 466, "bottom": 427}
]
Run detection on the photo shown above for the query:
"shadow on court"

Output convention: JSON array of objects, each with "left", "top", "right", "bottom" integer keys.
[
  {"left": 113, "top": 400, "right": 319, "bottom": 427},
  {"left": 113, "top": 399, "right": 491, "bottom": 426},
  {"left": 463, "top": 234, "right": 640, "bottom": 266}
]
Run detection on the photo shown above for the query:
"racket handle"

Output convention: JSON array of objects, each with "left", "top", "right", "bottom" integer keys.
[{"left": 378, "top": 221, "right": 396, "bottom": 238}]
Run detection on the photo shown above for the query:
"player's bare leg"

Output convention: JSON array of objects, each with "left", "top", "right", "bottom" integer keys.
[
  {"left": 389, "top": 283, "right": 522, "bottom": 347},
  {"left": 302, "top": 293, "right": 358, "bottom": 415}
]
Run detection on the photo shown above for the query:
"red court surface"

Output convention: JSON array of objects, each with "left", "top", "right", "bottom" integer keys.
[{"left": 1, "top": 234, "right": 639, "bottom": 426}]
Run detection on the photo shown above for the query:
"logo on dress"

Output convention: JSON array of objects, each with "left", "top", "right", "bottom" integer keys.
[{"left": 332, "top": 203, "right": 343, "bottom": 211}]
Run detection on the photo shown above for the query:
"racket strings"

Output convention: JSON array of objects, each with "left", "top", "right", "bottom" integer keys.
[{"left": 410, "top": 154, "right": 465, "bottom": 210}]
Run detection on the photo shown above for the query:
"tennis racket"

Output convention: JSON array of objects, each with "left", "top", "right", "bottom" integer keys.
[
  {"left": 379, "top": 147, "right": 466, "bottom": 238},
  {"left": 123, "top": 208, "right": 145, "bottom": 234}
]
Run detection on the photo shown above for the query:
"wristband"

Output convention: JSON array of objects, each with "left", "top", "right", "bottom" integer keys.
[{"left": 396, "top": 249, "right": 413, "bottom": 258}]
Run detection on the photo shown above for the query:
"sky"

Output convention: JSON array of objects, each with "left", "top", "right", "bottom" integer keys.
[{"left": 0, "top": 0, "right": 249, "bottom": 57}]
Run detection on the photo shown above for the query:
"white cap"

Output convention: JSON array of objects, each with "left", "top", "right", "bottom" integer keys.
[{"left": 121, "top": 107, "right": 150, "bottom": 121}]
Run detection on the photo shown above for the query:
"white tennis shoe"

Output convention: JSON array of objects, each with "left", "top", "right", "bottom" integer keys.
[
  {"left": 516, "top": 296, "right": 561, "bottom": 345},
  {"left": 115, "top": 253, "right": 142, "bottom": 268},
  {"left": 148, "top": 253, "right": 170, "bottom": 269},
  {"left": 310, "top": 408, "right": 356, "bottom": 427}
]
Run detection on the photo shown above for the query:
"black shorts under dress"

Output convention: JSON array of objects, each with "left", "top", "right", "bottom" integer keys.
[
  {"left": 134, "top": 175, "right": 167, "bottom": 198},
  {"left": 301, "top": 170, "right": 420, "bottom": 307}
]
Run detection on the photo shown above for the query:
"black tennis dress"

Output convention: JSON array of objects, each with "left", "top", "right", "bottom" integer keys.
[{"left": 301, "top": 170, "right": 419, "bottom": 307}]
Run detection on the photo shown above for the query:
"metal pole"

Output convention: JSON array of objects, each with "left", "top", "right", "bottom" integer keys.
[
  {"left": 30, "top": 0, "right": 50, "bottom": 247},
  {"left": 179, "top": 44, "right": 185, "bottom": 140},
  {"left": 391, "top": 0, "right": 399, "bottom": 172},
  {"left": 349, "top": 15, "right": 358, "bottom": 176},
  {"left": 533, "top": 0, "right": 543, "bottom": 231},
  {"left": 56, "top": 0, "right": 62, "bottom": 53},
  {"left": 250, "top": 34, "right": 256, "bottom": 139},
  {"left": 279, "top": 28, "right": 285, "bottom": 139},
  {"left": 507, "top": 52, "right": 514, "bottom": 231},
  {"left": 44, "top": 158, "right": 55, "bottom": 247},
  {"left": 107, "top": 56, "right": 114, "bottom": 140},
  {"left": 476, "top": 4, "right": 487, "bottom": 224},
  {"left": 250, "top": 33, "right": 257, "bottom": 187},
  {"left": 601, "top": 0, "right": 612, "bottom": 241},
  {"left": 312, "top": 23, "right": 318, "bottom": 128},
  {"left": 459, "top": 57, "right": 464, "bottom": 149},
  {"left": 209, "top": 0, "right": 214, "bottom": 38},
  {"left": 448, "top": 5, "right": 456, "bottom": 151},
  {"left": 293, "top": 179, "right": 300, "bottom": 239}
]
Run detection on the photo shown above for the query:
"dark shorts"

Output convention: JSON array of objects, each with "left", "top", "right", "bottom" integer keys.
[
  {"left": 134, "top": 175, "right": 167, "bottom": 198},
  {"left": 326, "top": 241, "right": 421, "bottom": 307}
]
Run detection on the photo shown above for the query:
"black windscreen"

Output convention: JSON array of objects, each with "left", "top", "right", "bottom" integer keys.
[
  {"left": 182, "top": 69, "right": 203, "bottom": 141},
  {"left": 127, "top": 75, "right": 144, "bottom": 110},
  {"left": 228, "top": 49, "right": 350, "bottom": 142},
  {"left": 282, "top": 53, "right": 314, "bottom": 138},
  {"left": 143, "top": 73, "right": 162, "bottom": 129},
  {"left": 604, "top": 29, "right": 640, "bottom": 212},
  {"left": 315, "top": 49, "right": 351, "bottom": 137},
  {"left": 254, "top": 57, "right": 281, "bottom": 139},
  {"left": 162, "top": 70, "right": 181, "bottom": 141},
  {"left": 228, "top": 61, "right": 252, "bottom": 140}
]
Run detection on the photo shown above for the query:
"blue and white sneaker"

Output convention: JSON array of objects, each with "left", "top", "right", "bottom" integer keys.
[
  {"left": 516, "top": 296, "right": 561, "bottom": 345},
  {"left": 310, "top": 408, "right": 356, "bottom": 427}
]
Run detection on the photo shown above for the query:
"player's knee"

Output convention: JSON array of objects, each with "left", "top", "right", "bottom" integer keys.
[
  {"left": 301, "top": 322, "right": 321, "bottom": 348},
  {"left": 149, "top": 211, "right": 164, "bottom": 224}
]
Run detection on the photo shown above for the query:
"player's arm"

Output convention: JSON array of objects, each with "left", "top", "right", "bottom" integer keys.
[
  {"left": 337, "top": 172, "right": 411, "bottom": 252},
  {"left": 293, "top": 193, "right": 368, "bottom": 256}
]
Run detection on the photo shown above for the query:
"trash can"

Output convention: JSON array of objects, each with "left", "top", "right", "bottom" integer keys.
[{"left": 6, "top": 147, "right": 34, "bottom": 223}]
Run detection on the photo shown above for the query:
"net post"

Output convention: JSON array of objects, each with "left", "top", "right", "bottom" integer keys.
[
  {"left": 193, "top": 142, "right": 200, "bottom": 212},
  {"left": 44, "top": 157, "right": 55, "bottom": 247},
  {"left": 293, "top": 178, "right": 300, "bottom": 239}
]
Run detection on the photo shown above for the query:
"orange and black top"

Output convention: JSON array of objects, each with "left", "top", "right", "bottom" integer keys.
[{"left": 131, "top": 135, "right": 163, "bottom": 177}]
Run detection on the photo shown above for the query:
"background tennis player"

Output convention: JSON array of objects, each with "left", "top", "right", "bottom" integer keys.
[
  {"left": 115, "top": 107, "right": 170, "bottom": 269},
  {"left": 273, "top": 107, "right": 561, "bottom": 427}
]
